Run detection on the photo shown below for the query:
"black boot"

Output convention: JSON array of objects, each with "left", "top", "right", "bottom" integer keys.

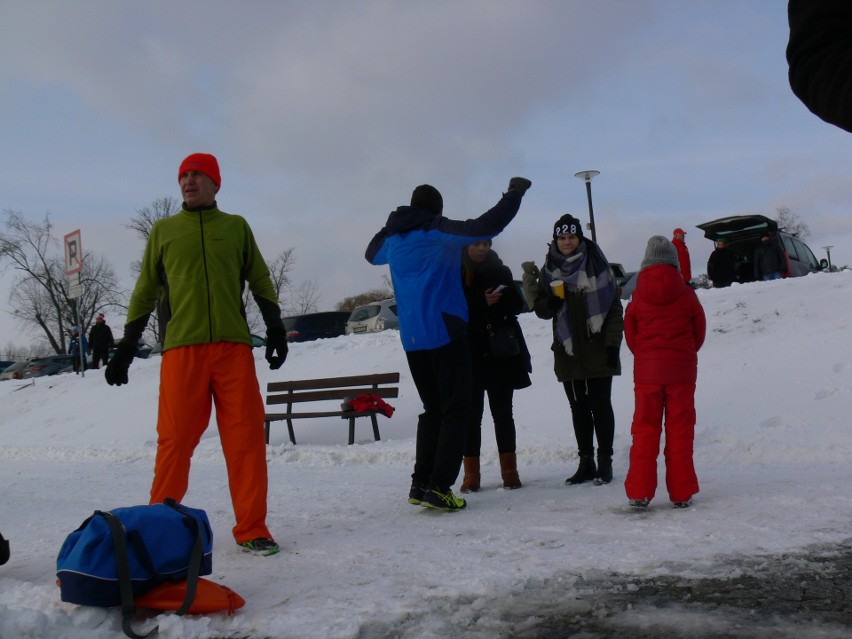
[
  {"left": 565, "top": 455, "right": 596, "bottom": 485},
  {"left": 594, "top": 455, "right": 612, "bottom": 485}
]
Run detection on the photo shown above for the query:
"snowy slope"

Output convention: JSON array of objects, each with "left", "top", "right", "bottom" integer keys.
[{"left": 1, "top": 271, "right": 851, "bottom": 638}]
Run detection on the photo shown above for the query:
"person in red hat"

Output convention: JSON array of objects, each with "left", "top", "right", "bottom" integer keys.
[
  {"left": 87, "top": 313, "right": 114, "bottom": 369},
  {"left": 105, "top": 153, "right": 289, "bottom": 556},
  {"left": 671, "top": 228, "right": 692, "bottom": 284}
]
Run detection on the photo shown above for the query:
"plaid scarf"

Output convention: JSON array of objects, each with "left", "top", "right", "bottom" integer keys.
[{"left": 541, "top": 239, "right": 616, "bottom": 356}]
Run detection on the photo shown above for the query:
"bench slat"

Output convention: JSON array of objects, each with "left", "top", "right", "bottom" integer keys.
[
  {"left": 266, "top": 386, "right": 398, "bottom": 406},
  {"left": 267, "top": 372, "right": 399, "bottom": 393}
]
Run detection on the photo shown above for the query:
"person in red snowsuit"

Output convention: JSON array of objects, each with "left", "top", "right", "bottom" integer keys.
[
  {"left": 624, "top": 236, "right": 706, "bottom": 509},
  {"left": 671, "top": 228, "right": 691, "bottom": 284}
]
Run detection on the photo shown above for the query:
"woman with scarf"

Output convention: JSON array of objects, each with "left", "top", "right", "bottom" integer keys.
[
  {"left": 460, "top": 240, "right": 531, "bottom": 492},
  {"left": 522, "top": 214, "right": 624, "bottom": 485}
]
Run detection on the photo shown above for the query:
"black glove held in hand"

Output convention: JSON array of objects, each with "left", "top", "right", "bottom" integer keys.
[
  {"left": 546, "top": 296, "right": 563, "bottom": 313},
  {"left": 507, "top": 177, "right": 532, "bottom": 195},
  {"left": 265, "top": 327, "right": 288, "bottom": 370},
  {"left": 104, "top": 341, "right": 136, "bottom": 386},
  {"left": 606, "top": 346, "right": 620, "bottom": 369}
]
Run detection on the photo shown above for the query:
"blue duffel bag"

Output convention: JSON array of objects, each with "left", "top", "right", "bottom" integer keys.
[{"left": 57, "top": 498, "right": 212, "bottom": 637}]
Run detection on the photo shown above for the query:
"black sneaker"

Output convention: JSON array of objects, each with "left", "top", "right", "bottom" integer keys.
[
  {"left": 673, "top": 499, "right": 692, "bottom": 509},
  {"left": 422, "top": 487, "right": 467, "bottom": 511},
  {"left": 628, "top": 498, "right": 650, "bottom": 509},
  {"left": 408, "top": 480, "right": 427, "bottom": 505},
  {"left": 239, "top": 537, "right": 280, "bottom": 556}
]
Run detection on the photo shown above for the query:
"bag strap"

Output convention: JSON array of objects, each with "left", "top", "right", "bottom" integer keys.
[
  {"left": 99, "top": 511, "right": 157, "bottom": 639},
  {"left": 162, "top": 498, "right": 204, "bottom": 616},
  {"left": 99, "top": 500, "right": 206, "bottom": 639}
]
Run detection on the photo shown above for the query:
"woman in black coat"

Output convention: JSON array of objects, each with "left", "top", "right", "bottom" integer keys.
[{"left": 460, "top": 240, "right": 531, "bottom": 492}]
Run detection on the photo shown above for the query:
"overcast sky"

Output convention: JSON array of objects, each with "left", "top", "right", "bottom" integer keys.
[{"left": 2, "top": 1, "right": 850, "bottom": 350}]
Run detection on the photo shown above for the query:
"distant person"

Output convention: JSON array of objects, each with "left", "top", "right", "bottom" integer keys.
[
  {"left": 365, "top": 178, "right": 532, "bottom": 511},
  {"left": 753, "top": 235, "right": 786, "bottom": 281},
  {"left": 522, "top": 214, "right": 624, "bottom": 486},
  {"left": 787, "top": 0, "right": 852, "bottom": 133},
  {"left": 706, "top": 240, "right": 738, "bottom": 288},
  {"left": 105, "top": 153, "right": 289, "bottom": 556},
  {"left": 87, "top": 313, "right": 114, "bottom": 369},
  {"left": 459, "top": 240, "right": 531, "bottom": 492},
  {"left": 671, "top": 228, "right": 691, "bottom": 284},
  {"left": 68, "top": 327, "right": 87, "bottom": 374},
  {"left": 624, "top": 236, "right": 706, "bottom": 509}
]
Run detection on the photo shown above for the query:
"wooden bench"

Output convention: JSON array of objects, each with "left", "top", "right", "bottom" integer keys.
[{"left": 263, "top": 372, "right": 400, "bottom": 445}]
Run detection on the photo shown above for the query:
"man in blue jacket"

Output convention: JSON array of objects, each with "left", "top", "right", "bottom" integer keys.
[{"left": 365, "top": 177, "right": 531, "bottom": 510}]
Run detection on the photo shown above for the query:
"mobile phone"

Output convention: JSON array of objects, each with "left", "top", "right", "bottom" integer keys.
[{"left": 492, "top": 284, "right": 507, "bottom": 293}]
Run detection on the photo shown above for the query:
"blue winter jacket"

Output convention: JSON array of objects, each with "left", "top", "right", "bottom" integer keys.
[{"left": 365, "top": 190, "right": 523, "bottom": 352}]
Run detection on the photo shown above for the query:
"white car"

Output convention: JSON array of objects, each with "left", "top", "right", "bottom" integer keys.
[{"left": 345, "top": 299, "right": 399, "bottom": 335}]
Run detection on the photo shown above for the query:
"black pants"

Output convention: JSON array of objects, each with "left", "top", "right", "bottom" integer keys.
[
  {"left": 406, "top": 336, "right": 472, "bottom": 491},
  {"left": 91, "top": 348, "right": 109, "bottom": 369},
  {"left": 563, "top": 376, "right": 615, "bottom": 458},
  {"left": 465, "top": 361, "right": 517, "bottom": 456}
]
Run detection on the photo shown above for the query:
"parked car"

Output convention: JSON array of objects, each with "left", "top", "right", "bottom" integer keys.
[
  {"left": 283, "top": 312, "right": 350, "bottom": 342},
  {"left": 345, "top": 299, "right": 399, "bottom": 335},
  {"left": 0, "top": 361, "right": 14, "bottom": 374},
  {"left": 9, "top": 355, "right": 75, "bottom": 380},
  {"left": 0, "top": 360, "right": 32, "bottom": 381},
  {"left": 696, "top": 215, "right": 824, "bottom": 282}
]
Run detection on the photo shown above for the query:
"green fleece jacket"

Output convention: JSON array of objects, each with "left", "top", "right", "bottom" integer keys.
[{"left": 125, "top": 205, "right": 283, "bottom": 351}]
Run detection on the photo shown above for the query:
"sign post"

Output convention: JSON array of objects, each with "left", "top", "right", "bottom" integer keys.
[{"left": 64, "top": 230, "right": 85, "bottom": 376}]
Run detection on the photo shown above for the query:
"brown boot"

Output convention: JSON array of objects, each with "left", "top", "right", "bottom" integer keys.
[
  {"left": 500, "top": 452, "right": 522, "bottom": 489},
  {"left": 460, "top": 457, "right": 480, "bottom": 493}
]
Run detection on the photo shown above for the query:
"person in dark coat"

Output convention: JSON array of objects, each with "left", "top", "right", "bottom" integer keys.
[
  {"left": 753, "top": 235, "right": 786, "bottom": 281},
  {"left": 624, "top": 236, "right": 706, "bottom": 509},
  {"left": 787, "top": 0, "right": 852, "bottom": 133},
  {"left": 366, "top": 178, "right": 532, "bottom": 511},
  {"left": 459, "top": 240, "right": 531, "bottom": 493},
  {"left": 87, "top": 313, "right": 115, "bottom": 369},
  {"left": 706, "top": 240, "right": 739, "bottom": 288},
  {"left": 522, "top": 214, "right": 624, "bottom": 486}
]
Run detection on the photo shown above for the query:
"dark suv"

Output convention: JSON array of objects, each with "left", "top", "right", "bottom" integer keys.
[
  {"left": 696, "top": 215, "right": 824, "bottom": 282},
  {"left": 283, "top": 312, "right": 350, "bottom": 342}
]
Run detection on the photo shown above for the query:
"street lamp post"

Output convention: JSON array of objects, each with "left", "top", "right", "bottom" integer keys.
[
  {"left": 822, "top": 245, "right": 834, "bottom": 271},
  {"left": 574, "top": 170, "right": 600, "bottom": 243}
]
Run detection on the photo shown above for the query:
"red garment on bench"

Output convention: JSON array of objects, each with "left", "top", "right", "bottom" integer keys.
[{"left": 348, "top": 393, "right": 395, "bottom": 418}]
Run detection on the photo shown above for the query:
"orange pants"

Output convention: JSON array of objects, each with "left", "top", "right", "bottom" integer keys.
[
  {"left": 149, "top": 342, "right": 271, "bottom": 543},
  {"left": 624, "top": 383, "right": 699, "bottom": 504}
]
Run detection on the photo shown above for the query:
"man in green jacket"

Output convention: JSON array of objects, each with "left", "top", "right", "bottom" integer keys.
[{"left": 106, "top": 153, "right": 288, "bottom": 556}]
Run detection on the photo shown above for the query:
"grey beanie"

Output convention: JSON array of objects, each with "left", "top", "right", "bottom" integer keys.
[{"left": 640, "top": 235, "right": 680, "bottom": 270}]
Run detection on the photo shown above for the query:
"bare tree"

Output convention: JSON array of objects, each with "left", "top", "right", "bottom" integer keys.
[
  {"left": 776, "top": 206, "right": 811, "bottom": 238},
  {"left": 127, "top": 196, "right": 180, "bottom": 242},
  {"left": 1, "top": 210, "right": 122, "bottom": 353},
  {"left": 336, "top": 286, "right": 395, "bottom": 312},
  {"left": 267, "top": 248, "right": 295, "bottom": 300},
  {"left": 287, "top": 281, "right": 320, "bottom": 315}
]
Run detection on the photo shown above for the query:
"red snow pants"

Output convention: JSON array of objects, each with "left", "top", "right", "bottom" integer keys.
[
  {"left": 149, "top": 342, "right": 271, "bottom": 543},
  {"left": 624, "top": 383, "right": 699, "bottom": 504}
]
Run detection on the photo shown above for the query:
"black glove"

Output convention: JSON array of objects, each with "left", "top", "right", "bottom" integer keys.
[
  {"left": 104, "top": 340, "right": 136, "bottom": 386},
  {"left": 265, "top": 326, "right": 288, "bottom": 370},
  {"left": 546, "top": 296, "right": 563, "bottom": 312},
  {"left": 606, "top": 346, "right": 620, "bottom": 369},
  {"left": 507, "top": 177, "right": 532, "bottom": 195}
]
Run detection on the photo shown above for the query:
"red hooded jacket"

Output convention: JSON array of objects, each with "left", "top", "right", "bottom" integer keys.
[{"left": 625, "top": 264, "right": 706, "bottom": 385}]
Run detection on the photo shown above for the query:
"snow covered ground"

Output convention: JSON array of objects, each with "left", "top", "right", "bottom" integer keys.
[{"left": 1, "top": 271, "right": 851, "bottom": 639}]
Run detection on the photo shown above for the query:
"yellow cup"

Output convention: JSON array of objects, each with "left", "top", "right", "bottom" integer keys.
[{"left": 550, "top": 280, "right": 565, "bottom": 299}]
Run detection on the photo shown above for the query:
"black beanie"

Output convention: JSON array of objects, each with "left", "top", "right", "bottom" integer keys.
[
  {"left": 553, "top": 214, "right": 584, "bottom": 240},
  {"left": 411, "top": 184, "right": 443, "bottom": 215}
]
